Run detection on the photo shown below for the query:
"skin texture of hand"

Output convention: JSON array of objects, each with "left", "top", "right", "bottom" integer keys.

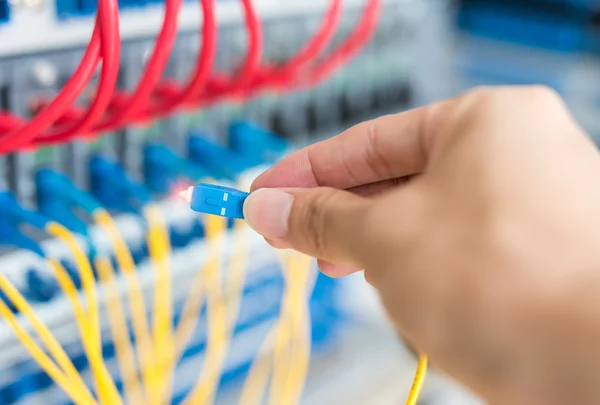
[{"left": 242, "top": 86, "right": 600, "bottom": 405}]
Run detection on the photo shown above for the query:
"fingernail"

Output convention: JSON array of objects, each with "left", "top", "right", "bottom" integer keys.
[{"left": 244, "top": 188, "right": 294, "bottom": 239}]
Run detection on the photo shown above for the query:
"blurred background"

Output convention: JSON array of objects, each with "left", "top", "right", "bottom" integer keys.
[{"left": 0, "top": 0, "right": 596, "bottom": 404}]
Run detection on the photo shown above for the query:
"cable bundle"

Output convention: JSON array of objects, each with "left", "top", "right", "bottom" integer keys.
[
  {"left": 0, "top": 0, "right": 381, "bottom": 155},
  {"left": 0, "top": 197, "right": 321, "bottom": 405}
]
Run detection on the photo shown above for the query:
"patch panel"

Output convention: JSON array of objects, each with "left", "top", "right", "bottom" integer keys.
[{"left": 0, "top": 0, "right": 449, "bottom": 404}]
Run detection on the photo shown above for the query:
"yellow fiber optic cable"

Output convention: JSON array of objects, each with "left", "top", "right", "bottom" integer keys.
[
  {"left": 46, "top": 223, "right": 122, "bottom": 405},
  {"left": 95, "top": 257, "right": 145, "bottom": 405},
  {"left": 0, "top": 299, "right": 98, "bottom": 405},
  {"left": 143, "top": 204, "right": 175, "bottom": 404},
  {"left": 275, "top": 253, "right": 314, "bottom": 405},
  {"left": 406, "top": 355, "right": 428, "bottom": 405},
  {"left": 0, "top": 274, "right": 95, "bottom": 402},
  {"left": 164, "top": 220, "right": 250, "bottom": 405},
  {"left": 268, "top": 253, "right": 313, "bottom": 405},
  {"left": 93, "top": 210, "right": 158, "bottom": 400},
  {"left": 48, "top": 259, "right": 120, "bottom": 405},
  {"left": 181, "top": 215, "right": 229, "bottom": 405},
  {"left": 240, "top": 252, "right": 313, "bottom": 405}
]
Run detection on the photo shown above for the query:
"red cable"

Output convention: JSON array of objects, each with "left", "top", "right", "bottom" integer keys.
[
  {"left": 93, "top": 0, "right": 182, "bottom": 132},
  {"left": 302, "top": 0, "right": 381, "bottom": 87},
  {"left": 36, "top": 0, "right": 121, "bottom": 145},
  {"left": 148, "top": 0, "right": 217, "bottom": 117},
  {"left": 250, "top": 0, "right": 343, "bottom": 91},
  {"left": 0, "top": 17, "right": 104, "bottom": 154},
  {"left": 197, "top": 0, "right": 263, "bottom": 104},
  {"left": 0, "top": 0, "right": 380, "bottom": 153}
]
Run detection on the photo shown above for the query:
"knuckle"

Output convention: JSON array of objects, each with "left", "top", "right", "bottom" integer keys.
[{"left": 294, "top": 189, "right": 339, "bottom": 256}]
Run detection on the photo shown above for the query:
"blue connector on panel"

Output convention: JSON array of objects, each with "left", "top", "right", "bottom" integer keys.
[
  {"left": 188, "top": 134, "right": 250, "bottom": 180},
  {"left": 36, "top": 170, "right": 101, "bottom": 234},
  {"left": 186, "top": 183, "right": 249, "bottom": 220},
  {"left": 228, "top": 121, "right": 289, "bottom": 167},
  {"left": 90, "top": 155, "right": 151, "bottom": 213},
  {"left": 144, "top": 144, "right": 212, "bottom": 195},
  {"left": 26, "top": 270, "right": 58, "bottom": 303},
  {"left": 0, "top": 0, "right": 9, "bottom": 23},
  {"left": 36, "top": 169, "right": 103, "bottom": 263},
  {"left": 459, "top": 4, "right": 587, "bottom": 53},
  {"left": 0, "top": 192, "right": 48, "bottom": 258}
]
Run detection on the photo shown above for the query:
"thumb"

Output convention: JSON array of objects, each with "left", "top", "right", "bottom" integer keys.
[{"left": 243, "top": 187, "right": 376, "bottom": 267}]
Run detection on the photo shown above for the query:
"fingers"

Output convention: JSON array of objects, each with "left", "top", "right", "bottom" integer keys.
[
  {"left": 316, "top": 259, "right": 362, "bottom": 278},
  {"left": 251, "top": 106, "right": 436, "bottom": 192},
  {"left": 243, "top": 187, "right": 381, "bottom": 268}
]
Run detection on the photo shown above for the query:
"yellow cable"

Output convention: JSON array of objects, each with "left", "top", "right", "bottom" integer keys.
[
  {"left": 93, "top": 209, "right": 158, "bottom": 401},
  {"left": 48, "top": 259, "right": 119, "bottom": 405},
  {"left": 277, "top": 253, "right": 313, "bottom": 405},
  {"left": 143, "top": 204, "right": 175, "bottom": 405},
  {"left": 406, "top": 355, "right": 428, "bottom": 405},
  {"left": 46, "top": 222, "right": 123, "bottom": 405},
  {"left": 0, "top": 299, "right": 98, "bottom": 405},
  {"left": 269, "top": 253, "right": 312, "bottom": 405},
  {"left": 95, "top": 257, "right": 144, "bottom": 405},
  {"left": 239, "top": 323, "right": 280, "bottom": 405},
  {"left": 181, "top": 215, "right": 229, "bottom": 405},
  {"left": 164, "top": 219, "right": 250, "bottom": 405},
  {"left": 0, "top": 274, "right": 96, "bottom": 403},
  {"left": 240, "top": 252, "right": 311, "bottom": 405}
]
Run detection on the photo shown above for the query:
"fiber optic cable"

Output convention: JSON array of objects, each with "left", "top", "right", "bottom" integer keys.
[
  {"left": 238, "top": 252, "right": 314, "bottom": 405},
  {"left": 304, "top": 0, "right": 382, "bottom": 87},
  {"left": 273, "top": 253, "right": 314, "bottom": 405},
  {"left": 406, "top": 355, "right": 428, "bottom": 405},
  {"left": 0, "top": 275, "right": 96, "bottom": 403},
  {"left": 181, "top": 214, "right": 228, "bottom": 405},
  {"left": 0, "top": 299, "right": 99, "bottom": 405},
  {"left": 48, "top": 259, "right": 123, "bottom": 405},
  {"left": 161, "top": 219, "right": 248, "bottom": 404},
  {"left": 38, "top": 0, "right": 121, "bottom": 142},
  {"left": 46, "top": 222, "right": 123, "bottom": 405},
  {"left": 143, "top": 204, "right": 176, "bottom": 404},
  {"left": 93, "top": 209, "right": 159, "bottom": 402},
  {"left": 249, "top": 0, "right": 342, "bottom": 91},
  {"left": 94, "top": 0, "right": 182, "bottom": 131},
  {"left": 150, "top": 0, "right": 217, "bottom": 116},
  {"left": 95, "top": 257, "right": 145, "bottom": 405}
]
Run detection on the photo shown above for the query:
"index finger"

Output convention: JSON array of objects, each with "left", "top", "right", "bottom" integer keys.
[{"left": 251, "top": 105, "right": 435, "bottom": 192}]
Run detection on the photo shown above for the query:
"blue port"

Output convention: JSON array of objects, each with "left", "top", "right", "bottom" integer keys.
[
  {"left": 458, "top": 4, "right": 587, "bottom": 53},
  {"left": 461, "top": 56, "right": 564, "bottom": 93},
  {"left": 56, "top": 0, "right": 84, "bottom": 18},
  {"left": 119, "top": 0, "right": 147, "bottom": 9},
  {"left": 0, "top": 0, "right": 9, "bottom": 23}
]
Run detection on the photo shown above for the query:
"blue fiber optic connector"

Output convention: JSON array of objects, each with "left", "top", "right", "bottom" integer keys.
[
  {"left": 187, "top": 183, "right": 249, "bottom": 220},
  {"left": 228, "top": 120, "right": 289, "bottom": 166},
  {"left": 188, "top": 134, "right": 251, "bottom": 180},
  {"left": 26, "top": 270, "right": 57, "bottom": 303},
  {"left": 0, "top": 0, "right": 9, "bottom": 23},
  {"left": 90, "top": 155, "right": 152, "bottom": 213},
  {"left": 36, "top": 169, "right": 101, "bottom": 233},
  {"left": 0, "top": 192, "right": 48, "bottom": 257},
  {"left": 144, "top": 144, "right": 212, "bottom": 194}
]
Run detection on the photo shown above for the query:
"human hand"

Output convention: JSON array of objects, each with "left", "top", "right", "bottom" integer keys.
[{"left": 243, "top": 86, "right": 600, "bottom": 405}]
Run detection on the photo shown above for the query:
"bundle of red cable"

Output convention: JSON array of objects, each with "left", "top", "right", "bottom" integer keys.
[{"left": 0, "top": 0, "right": 381, "bottom": 155}]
